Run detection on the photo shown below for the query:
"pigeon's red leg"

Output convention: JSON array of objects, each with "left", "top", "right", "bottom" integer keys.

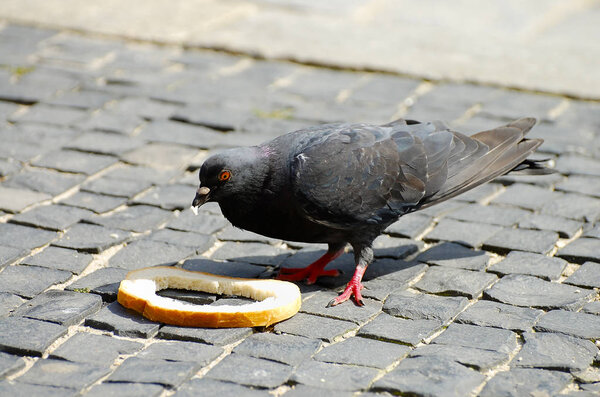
[
  {"left": 277, "top": 248, "right": 344, "bottom": 284},
  {"left": 327, "top": 265, "right": 366, "bottom": 307}
]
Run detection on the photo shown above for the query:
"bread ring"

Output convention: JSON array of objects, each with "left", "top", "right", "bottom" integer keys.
[{"left": 117, "top": 266, "right": 301, "bottom": 328}]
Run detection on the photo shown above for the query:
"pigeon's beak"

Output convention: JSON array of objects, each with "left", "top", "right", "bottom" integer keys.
[{"left": 191, "top": 186, "right": 210, "bottom": 214}]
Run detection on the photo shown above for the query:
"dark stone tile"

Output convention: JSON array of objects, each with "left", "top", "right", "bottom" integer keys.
[
  {"left": 513, "top": 332, "right": 597, "bottom": 371},
  {"left": 121, "top": 143, "right": 199, "bottom": 170},
  {"left": 283, "top": 385, "right": 354, "bottom": 397},
  {"left": 274, "top": 312, "right": 358, "bottom": 343},
  {"left": 182, "top": 258, "right": 264, "bottom": 278},
  {"left": 66, "top": 131, "right": 144, "bottom": 155},
  {"left": 206, "top": 354, "right": 292, "bottom": 389},
  {"left": 314, "top": 336, "right": 410, "bottom": 369},
  {"left": 534, "top": 310, "right": 600, "bottom": 340},
  {"left": 0, "top": 186, "right": 50, "bottom": 213},
  {"left": 210, "top": 242, "right": 292, "bottom": 267},
  {"left": 102, "top": 164, "right": 178, "bottom": 185},
  {"left": 108, "top": 240, "right": 196, "bottom": 270},
  {"left": 383, "top": 290, "right": 469, "bottom": 322},
  {"left": 491, "top": 183, "right": 555, "bottom": 210},
  {"left": 168, "top": 211, "right": 229, "bottom": 235},
  {"left": 53, "top": 223, "right": 131, "bottom": 253},
  {"left": 0, "top": 265, "right": 71, "bottom": 298},
  {"left": 455, "top": 300, "right": 543, "bottom": 332},
  {"left": 19, "top": 358, "right": 110, "bottom": 389},
  {"left": 519, "top": 213, "right": 582, "bottom": 238},
  {"left": 174, "top": 378, "right": 269, "bottom": 397},
  {"left": 582, "top": 301, "right": 600, "bottom": 316},
  {"left": 413, "top": 266, "right": 497, "bottom": 298},
  {"left": 299, "top": 291, "right": 382, "bottom": 325},
  {"left": 373, "top": 356, "right": 485, "bottom": 396},
  {"left": 157, "top": 325, "right": 252, "bottom": 346},
  {"left": 415, "top": 242, "right": 490, "bottom": 271},
  {"left": 4, "top": 168, "right": 85, "bottom": 196},
  {"left": 74, "top": 110, "right": 143, "bottom": 135},
  {"left": 372, "top": 235, "right": 422, "bottom": 259},
  {"left": 485, "top": 274, "right": 594, "bottom": 310},
  {"left": 148, "top": 229, "right": 215, "bottom": 251},
  {"left": 31, "top": 149, "right": 116, "bottom": 175},
  {"left": 217, "top": 225, "right": 281, "bottom": 244},
  {"left": 22, "top": 246, "right": 93, "bottom": 274},
  {"left": 357, "top": 313, "right": 442, "bottom": 346},
  {"left": 11, "top": 205, "right": 93, "bottom": 232},
  {"left": 488, "top": 251, "right": 568, "bottom": 281},
  {"left": 85, "top": 301, "right": 160, "bottom": 338},
  {"left": 433, "top": 323, "right": 517, "bottom": 354},
  {"left": 565, "top": 262, "right": 600, "bottom": 288},
  {"left": 0, "top": 317, "right": 67, "bottom": 356},
  {"left": 66, "top": 267, "right": 128, "bottom": 301},
  {"left": 0, "top": 293, "right": 25, "bottom": 318},
  {"left": 59, "top": 192, "right": 127, "bottom": 214},
  {"left": 86, "top": 205, "right": 173, "bottom": 233},
  {"left": 138, "top": 340, "right": 223, "bottom": 364},
  {"left": 384, "top": 213, "right": 433, "bottom": 239},
  {"left": 482, "top": 228, "right": 558, "bottom": 255},
  {"left": 424, "top": 218, "right": 503, "bottom": 248},
  {"left": 49, "top": 332, "right": 142, "bottom": 366},
  {"left": 361, "top": 261, "right": 428, "bottom": 301},
  {"left": 558, "top": 238, "right": 600, "bottom": 264},
  {"left": 15, "top": 290, "right": 101, "bottom": 326},
  {"left": 132, "top": 184, "right": 195, "bottom": 211},
  {"left": 447, "top": 204, "right": 531, "bottom": 227},
  {"left": 291, "top": 360, "right": 380, "bottom": 391},
  {"left": 0, "top": 223, "right": 57, "bottom": 250},
  {"left": 0, "top": 382, "right": 77, "bottom": 397},
  {"left": 139, "top": 119, "right": 230, "bottom": 148},
  {"left": 81, "top": 176, "right": 153, "bottom": 198},
  {"left": 453, "top": 183, "right": 503, "bottom": 204},
  {"left": 541, "top": 193, "right": 600, "bottom": 223},
  {"left": 0, "top": 246, "right": 27, "bottom": 270},
  {"left": 85, "top": 382, "right": 164, "bottom": 397},
  {"left": 156, "top": 289, "right": 216, "bottom": 305},
  {"left": 106, "top": 357, "right": 199, "bottom": 387},
  {"left": 480, "top": 368, "right": 571, "bottom": 397},
  {"left": 233, "top": 333, "right": 321, "bottom": 366},
  {"left": 10, "top": 104, "right": 87, "bottom": 126},
  {"left": 409, "top": 343, "right": 508, "bottom": 370}
]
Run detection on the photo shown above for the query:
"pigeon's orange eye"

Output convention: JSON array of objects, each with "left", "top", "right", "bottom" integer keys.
[{"left": 218, "top": 170, "right": 231, "bottom": 181}]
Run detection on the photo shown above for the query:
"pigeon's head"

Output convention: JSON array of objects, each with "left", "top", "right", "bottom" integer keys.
[{"left": 192, "top": 146, "right": 267, "bottom": 209}]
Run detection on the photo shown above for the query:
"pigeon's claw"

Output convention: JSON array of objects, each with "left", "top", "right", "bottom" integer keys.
[
  {"left": 277, "top": 248, "right": 344, "bottom": 284},
  {"left": 327, "top": 265, "right": 367, "bottom": 307}
]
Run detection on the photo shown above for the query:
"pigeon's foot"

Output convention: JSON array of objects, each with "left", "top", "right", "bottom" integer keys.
[
  {"left": 277, "top": 249, "right": 344, "bottom": 284},
  {"left": 328, "top": 266, "right": 366, "bottom": 307}
]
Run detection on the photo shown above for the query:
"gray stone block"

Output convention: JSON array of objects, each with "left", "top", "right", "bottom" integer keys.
[
  {"left": 60, "top": 191, "right": 127, "bottom": 214},
  {"left": 534, "top": 310, "right": 600, "bottom": 340},
  {"left": 491, "top": 183, "right": 555, "bottom": 210},
  {"left": 483, "top": 228, "right": 558, "bottom": 255},
  {"left": 488, "top": 251, "right": 568, "bottom": 281},
  {"left": 299, "top": 291, "right": 382, "bottom": 325},
  {"left": 0, "top": 186, "right": 50, "bottom": 213},
  {"left": 519, "top": 213, "right": 582, "bottom": 238},
  {"left": 283, "top": 385, "right": 354, "bottom": 397},
  {"left": 10, "top": 205, "right": 93, "bottom": 232},
  {"left": 182, "top": 258, "right": 264, "bottom": 279},
  {"left": 174, "top": 378, "right": 269, "bottom": 397},
  {"left": 84, "top": 382, "right": 164, "bottom": 397},
  {"left": 361, "top": 261, "right": 427, "bottom": 301},
  {"left": 384, "top": 290, "right": 469, "bottom": 322},
  {"left": 0, "top": 317, "right": 67, "bottom": 356},
  {"left": 158, "top": 325, "right": 252, "bottom": 346},
  {"left": 0, "top": 246, "right": 26, "bottom": 270},
  {"left": 102, "top": 164, "right": 177, "bottom": 185},
  {"left": 50, "top": 332, "right": 142, "bottom": 366},
  {"left": 447, "top": 204, "right": 531, "bottom": 227},
  {"left": 0, "top": 293, "right": 25, "bottom": 318},
  {"left": 455, "top": 300, "right": 543, "bottom": 332},
  {"left": 566, "top": 262, "right": 600, "bottom": 288},
  {"left": 556, "top": 175, "right": 600, "bottom": 199},
  {"left": 148, "top": 229, "right": 216, "bottom": 252},
  {"left": 85, "top": 301, "right": 160, "bottom": 338},
  {"left": 415, "top": 242, "right": 490, "bottom": 271},
  {"left": 0, "top": 352, "right": 25, "bottom": 379},
  {"left": 210, "top": 241, "right": 291, "bottom": 267},
  {"left": 168, "top": 211, "right": 229, "bottom": 235},
  {"left": 132, "top": 184, "right": 195, "bottom": 211},
  {"left": 0, "top": 223, "right": 57, "bottom": 251},
  {"left": 514, "top": 332, "right": 597, "bottom": 371},
  {"left": 480, "top": 368, "right": 571, "bottom": 397},
  {"left": 107, "top": 357, "right": 199, "bottom": 387},
  {"left": 206, "top": 354, "right": 292, "bottom": 389},
  {"left": 582, "top": 301, "right": 600, "bottom": 316},
  {"left": 291, "top": 360, "right": 380, "bottom": 391},
  {"left": 74, "top": 110, "right": 143, "bottom": 135},
  {"left": 156, "top": 288, "right": 216, "bottom": 305},
  {"left": 0, "top": 265, "right": 71, "bottom": 298},
  {"left": 10, "top": 104, "right": 87, "bottom": 125},
  {"left": 5, "top": 168, "right": 85, "bottom": 196},
  {"left": 433, "top": 323, "right": 517, "bottom": 354},
  {"left": 233, "top": 332, "right": 321, "bottom": 366},
  {"left": 138, "top": 340, "right": 223, "bottom": 364},
  {"left": 21, "top": 246, "right": 93, "bottom": 275},
  {"left": 409, "top": 343, "right": 509, "bottom": 370},
  {"left": 485, "top": 274, "right": 594, "bottom": 310},
  {"left": 53, "top": 223, "right": 131, "bottom": 253},
  {"left": 314, "top": 336, "right": 409, "bottom": 369},
  {"left": 0, "top": 381, "right": 77, "bottom": 397},
  {"left": 541, "top": 194, "right": 600, "bottom": 223},
  {"left": 18, "top": 358, "right": 110, "bottom": 390},
  {"left": 81, "top": 176, "right": 153, "bottom": 198},
  {"left": 86, "top": 205, "right": 173, "bottom": 233},
  {"left": 413, "top": 266, "right": 497, "bottom": 298},
  {"left": 66, "top": 267, "right": 128, "bottom": 301},
  {"left": 274, "top": 312, "right": 358, "bottom": 343},
  {"left": 556, "top": 155, "right": 600, "bottom": 177},
  {"left": 357, "top": 313, "right": 442, "bottom": 346},
  {"left": 558, "top": 238, "right": 600, "bottom": 264},
  {"left": 31, "top": 149, "right": 116, "bottom": 175},
  {"left": 15, "top": 290, "right": 101, "bottom": 326},
  {"left": 120, "top": 143, "right": 199, "bottom": 170},
  {"left": 424, "top": 218, "right": 503, "bottom": 248},
  {"left": 66, "top": 131, "right": 144, "bottom": 155},
  {"left": 384, "top": 213, "right": 433, "bottom": 239},
  {"left": 46, "top": 89, "right": 113, "bottom": 110},
  {"left": 372, "top": 235, "right": 422, "bottom": 259},
  {"left": 373, "top": 356, "right": 485, "bottom": 396},
  {"left": 108, "top": 240, "right": 196, "bottom": 270}
]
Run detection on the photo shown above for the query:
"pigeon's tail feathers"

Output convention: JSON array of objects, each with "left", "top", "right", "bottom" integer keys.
[{"left": 419, "top": 118, "right": 549, "bottom": 209}]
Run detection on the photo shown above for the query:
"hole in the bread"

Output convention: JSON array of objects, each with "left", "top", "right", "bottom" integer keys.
[{"left": 156, "top": 288, "right": 258, "bottom": 306}]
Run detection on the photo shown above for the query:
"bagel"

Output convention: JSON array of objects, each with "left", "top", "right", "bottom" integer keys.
[{"left": 117, "top": 266, "right": 301, "bottom": 328}]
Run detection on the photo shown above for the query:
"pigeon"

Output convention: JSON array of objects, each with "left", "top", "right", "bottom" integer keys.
[{"left": 192, "top": 117, "right": 553, "bottom": 306}]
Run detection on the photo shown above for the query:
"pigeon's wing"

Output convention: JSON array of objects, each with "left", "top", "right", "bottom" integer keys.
[{"left": 290, "top": 122, "right": 454, "bottom": 229}]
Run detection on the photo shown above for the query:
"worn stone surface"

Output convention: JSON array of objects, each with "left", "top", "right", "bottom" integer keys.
[
  {"left": 174, "top": 378, "right": 269, "bottom": 397},
  {"left": 107, "top": 357, "right": 199, "bottom": 387},
  {"left": 534, "top": 310, "right": 600, "bottom": 340},
  {"left": 358, "top": 313, "right": 442, "bottom": 346},
  {"left": 233, "top": 333, "right": 321, "bottom": 366},
  {"left": 0, "top": 293, "right": 25, "bottom": 318},
  {"left": 485, "top": 274, "right": 595, "bottom": 310},
  {"left": 558, "top": 238, "right": 600, "bottom": 264},
  {"left": 108, "top": 240, "right": 196, "bottom": 270},
  {"left": 0, "top": 352, "right": 26, "bottom": 379},
  {"left": 384, "top": 213, "right": 433, "bottom": 239},
  {"left": 85, "top": 382, "right": 165, "bottom": 397},
  {"left": 480, "top": 368, "right": 572, "bottom": 397},
  {"left": 414, "top": 266, "right": 497, "bottom": 298},
  {"left": 455, "top": 300, "right": 543, "bottom": 332},
  {"left": 384, "top": 290, "right": 469, "bottom": 322},
  {"left": 206, "top": 354, "right": 292, "bottom": 389},
  {"left": 488, "top": 251, "right": 568, "bottom": 281},
  {"left": 53, "top": 223, "right": 131, "bottom": 253},
  {"left": 314, "top": 336, "right": 410, "bottom": 369},
  {"left": 565, "top": 262, "right": 600, "bottom": 288},
  {"left": 158, "top": 326, "right": 252, "bottom": 346},
  {"left": 0, "top": 382, "right": 78, "bottom": 397},
  {"left": 433, "top": 323, "right": 517, "bottom": 354},
  {"left": 15, "top": 290, "right": 102, "bottom": 326},
  {"left": 11, "top": 205, "right": 93, "bottom": 232},
  {"left": 66, "top": 267, "right": 128, "bottom": 301},
  {"left": 138, "top": 340, "right": 223, "bottom": 364},
  {"left": 274, "top": 313, "right": 358, "bottom": 343},
  {"left": 21, "top": 246, "right": 93, "bottom": 274},
  {"left": 483, "top": 228, "right": 558, "bottom": 255},
  {"left": 299, "top": 291, "right": 382, "bottom": 325},
  {"left": 410, "top": 343, "right": 509, "bottom": 370},
  {"left": 514, "top": 332, "right": 597, "bottom": 371},
  {"left": 373, "top": 356, "right": 485, "bottom": 396},
  {"left": 60, "top": 191, "right": 127, "bottom": 214},
  {"left": 0, "top": 317, "right": 67, "bottom": 356},
  {"left": 291, "top": 360, "right": 380, "bottom": 391},
  {"left": 18, "top": 358, "right": 110, "bottom": 390},
  {"left": 50, "top": 332, "right": 143, "bottom": 366},
  {"left": 416, "top": 242, "right": 490, "bottom": 271},
  {"left": 0, "top": 223, "right": 57, "bottom": 250},
  {"left": 0, "top": 265, "right": 71, "bottom": 298},
  {"left": 519, "top": 213, "right": 582, "bottom": 239},
  {"left": 85, "top": 301, "right": 160, "bottom": 338},
  {"left": 86, "top": 205, "right": 173, "bottom": 233},
  {"left": 0, "top": 186, "right": 50, "bottom": 213},
  {"left": 0, "top": 246, "right": 27, "bottom": 270},
  {"left": 424, "top": 218, "right": 503, "bottom": 248}
]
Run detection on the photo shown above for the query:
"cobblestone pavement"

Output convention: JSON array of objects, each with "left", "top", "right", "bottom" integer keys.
[{"left": 0, "top": 23, "right": 600, "bottom": 396}]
